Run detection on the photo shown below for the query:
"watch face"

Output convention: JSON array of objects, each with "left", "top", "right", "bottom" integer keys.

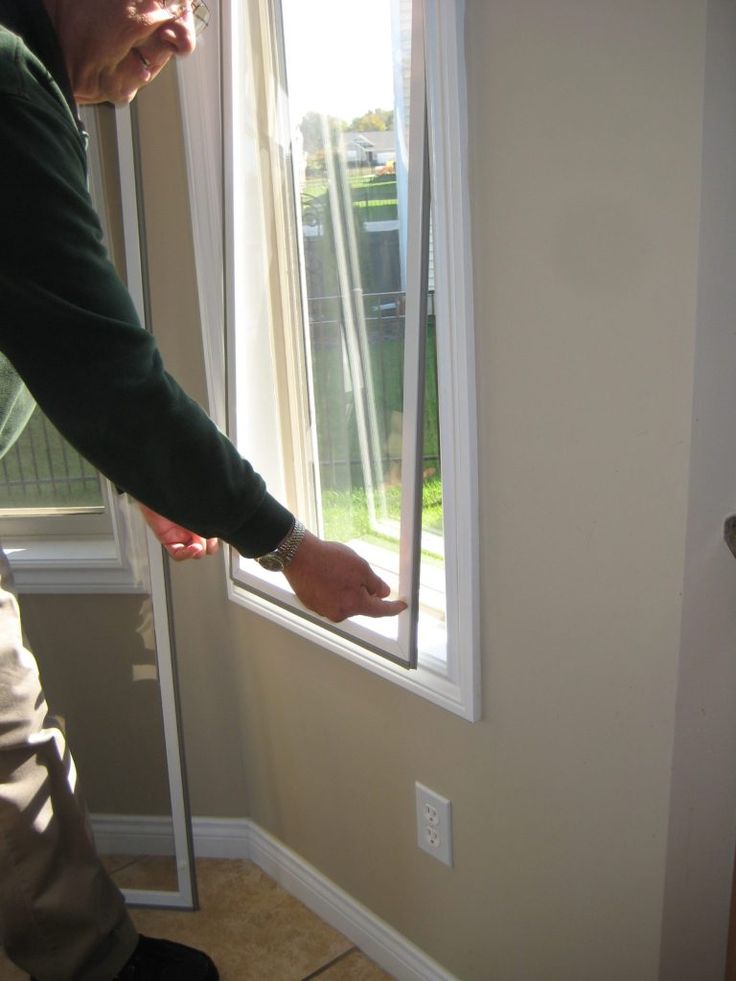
[{"left": 257, "top": 553, "right": 285, "bottom": 572}]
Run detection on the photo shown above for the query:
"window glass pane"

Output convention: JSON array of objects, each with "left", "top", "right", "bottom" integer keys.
[
  {"left": 280, "top": 0, "right": 445, "bottom": 654},
  {"left": 0, "top": 407, "right": 103, "bottom": 511}
]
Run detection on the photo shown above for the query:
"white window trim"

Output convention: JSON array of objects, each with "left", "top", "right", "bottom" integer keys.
[
  {"left": 178, "top": 0, "right": 480, "bottom": 720},
  {"left": 2, "top": 485, "right": 150, "bottom": 594}
]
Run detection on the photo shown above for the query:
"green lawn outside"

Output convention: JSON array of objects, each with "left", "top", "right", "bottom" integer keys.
[
  {"left": 322, "top": 476, "right": 444, "bottom": 558},
  {"left": 302, "top": 171, "right": 398, "bottom": 226},
  {"left": 313, "top": 317, "right": 442, "bottom": 544}
]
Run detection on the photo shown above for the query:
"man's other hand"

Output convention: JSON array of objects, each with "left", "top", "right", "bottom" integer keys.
[
  {"left": 283, "top": 530, "right": 406, "bottom": 622},
  {"left": 137, "top": 503, "right": 220, "bottom": 561}
]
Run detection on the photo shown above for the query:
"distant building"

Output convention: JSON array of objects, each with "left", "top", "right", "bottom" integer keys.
[{"left": 340, "top": 130, "right": 396, "bottom": 168}]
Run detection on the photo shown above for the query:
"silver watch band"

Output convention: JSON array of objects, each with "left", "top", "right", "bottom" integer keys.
[
  {"left": 255, "top": 518, "right": 306, "bottom": 571},
  {"left": 277, "top": 518, "right": 306, "bottom": 566}
]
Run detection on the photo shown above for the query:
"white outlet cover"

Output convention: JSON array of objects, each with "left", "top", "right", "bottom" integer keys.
[{"left": 415, "top": 782, "right": 453, "bottom": 866}]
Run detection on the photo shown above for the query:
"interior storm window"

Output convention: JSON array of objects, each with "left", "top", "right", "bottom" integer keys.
[
  {"left": 226, "top": 0, "right": 438, "bottom": 668},
  {"left": 180, "top": 0, "right": 479, "bottom": 717}
]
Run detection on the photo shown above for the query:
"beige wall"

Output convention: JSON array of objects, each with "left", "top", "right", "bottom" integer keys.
[
  {"left": 19, "top": 593, "right": 171, "bottom": 815},
  {"left": 21, "top": 1, "right": 736, "bottom": 979}
]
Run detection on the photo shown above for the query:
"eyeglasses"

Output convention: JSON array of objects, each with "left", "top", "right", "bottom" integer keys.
[{"left": 158, "top": 0, "right": 210, "bottom": 36}]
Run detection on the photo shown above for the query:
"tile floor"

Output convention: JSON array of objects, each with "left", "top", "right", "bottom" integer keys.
[{"left": 0, "top": 857, "right": 394, "bottom": 980}]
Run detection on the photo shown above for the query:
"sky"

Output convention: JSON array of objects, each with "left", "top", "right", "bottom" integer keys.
[{"left": 280, "top": 0, "right": 397, "bottom": 125}]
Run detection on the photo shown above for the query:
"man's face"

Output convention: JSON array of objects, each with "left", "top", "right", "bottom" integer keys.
[{"left": 56, "top": 0, "right": 197, "bottom": 105}]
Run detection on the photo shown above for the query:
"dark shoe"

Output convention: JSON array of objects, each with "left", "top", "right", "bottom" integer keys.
[
  {"left": 30, "top": 934, "right": 219, "bottom": 981},
  {"left": 115, "top": 936, "right": 219, "bottom": 980}
]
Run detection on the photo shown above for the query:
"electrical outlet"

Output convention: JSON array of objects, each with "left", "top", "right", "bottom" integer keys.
[{"left": 415, "top": 782, "right": 453, "bottom": 866}]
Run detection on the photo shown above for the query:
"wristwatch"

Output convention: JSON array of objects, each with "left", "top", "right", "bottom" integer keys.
[{"left": 255, "top": 519, "right": 306, "bottom": 572}]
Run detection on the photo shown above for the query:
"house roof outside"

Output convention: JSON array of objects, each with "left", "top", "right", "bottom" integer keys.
[{"left": 341, "top": 129, "right": 396, "bottom": 158}]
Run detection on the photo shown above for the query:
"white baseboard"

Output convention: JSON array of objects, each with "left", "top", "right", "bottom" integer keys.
[
  {"left": 91, "top": 813, "right": 176, "bottom": 856},
  {"left": 90, "top": 814, "right": 457, "bottom": 981}
]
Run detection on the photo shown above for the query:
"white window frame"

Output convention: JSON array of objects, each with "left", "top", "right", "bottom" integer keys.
[
  {"left": 0, "top": 485, "right": 148, "bottom": 594},
  {"left": 178, "top": 0, "right": 480, "bottom": 719},
  {"left": 0, "top": 107, "right": 149, "bottom": 594}
]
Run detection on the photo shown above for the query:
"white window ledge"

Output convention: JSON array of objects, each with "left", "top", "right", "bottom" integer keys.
[
  {"left": 3, "top": 537, "right": 148, "bottom": 594},
  {"left": 228, "top": 571, "right": 475, "bottom": 721}
]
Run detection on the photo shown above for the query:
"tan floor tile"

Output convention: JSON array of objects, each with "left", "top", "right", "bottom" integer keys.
[
  {"left": 0, "top": 858, "right": 391, "bottom": 981},
  {"left": 110, "top": 854, "right": 179, "bottom": 893},
  {"left": 313, "top": 949, "right": 395, "bottom": 980},
  {"left": 100, "top": 853, "right": 131, "bottom": 875},
  {"left": 128, "top": 858, "right": 354, "bottom": 981},
  {"left": 101, "top": 853, "right": 174, "bottom": 879}
]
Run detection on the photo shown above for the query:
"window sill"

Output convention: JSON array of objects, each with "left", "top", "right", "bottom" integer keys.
[
  {"left": 228, "top": 561, "right": 476, "bottom": 721},
  {"left": 3, "top": 537, "right": 148, "bottom": 594}
]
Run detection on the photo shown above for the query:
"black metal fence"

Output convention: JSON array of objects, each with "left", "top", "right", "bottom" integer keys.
[
  {"left": 0, "top": 410, "right": 102, "bottom": 510},
  {"left": 0, "top": 289, "right": 440, "bottom": 511},
  {"left": 307, "top": 289, "right": 440, "bottom": 492}
]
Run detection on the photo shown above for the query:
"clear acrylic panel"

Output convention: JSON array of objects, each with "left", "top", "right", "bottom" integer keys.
[{"left": 279, "top": 0, "right": 445, "bottom": 660}]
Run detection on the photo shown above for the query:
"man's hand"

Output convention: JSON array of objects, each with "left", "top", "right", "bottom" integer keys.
[
  {"left": 137, "top": 503, "right": 220, "bottom": 562},
  {"left": 282, "top": 530, "right": 406, "bottom": 622}
]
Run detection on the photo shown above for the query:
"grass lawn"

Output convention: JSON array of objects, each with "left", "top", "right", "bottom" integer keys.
[
  {"left": 322, "top": 477, "right": 443, "bottom": 553},
  {"left": 302, "top": 172, "right": 398, "bottom": 224}
]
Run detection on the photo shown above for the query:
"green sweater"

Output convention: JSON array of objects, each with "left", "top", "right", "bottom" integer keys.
[{"left": 0, "top": 1, "right": 292, "bottom": 557}]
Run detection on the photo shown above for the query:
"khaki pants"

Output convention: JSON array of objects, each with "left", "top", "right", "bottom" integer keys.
[{"left": 0, "top": 549, "right": 138, "bottom": 981}]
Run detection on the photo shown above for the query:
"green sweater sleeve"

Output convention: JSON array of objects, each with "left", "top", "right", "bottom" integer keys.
[{"left": 0, "top": 31, "right": 292, "bottom": 556}]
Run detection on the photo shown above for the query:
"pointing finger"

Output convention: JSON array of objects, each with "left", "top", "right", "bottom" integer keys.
[{"left": 360, "top": 594, "right": 407, "bottom": 619}]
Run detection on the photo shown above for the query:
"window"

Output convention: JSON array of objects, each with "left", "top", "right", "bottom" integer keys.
[
  {"left": 179, "top": 0, "right": 479, "bottom": 718},
  {"left": 0, "top": 409, "right": 104, "bottom": 513},
  {"left": 0, "top": 107, "right": 148, "bottom": 593}
]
